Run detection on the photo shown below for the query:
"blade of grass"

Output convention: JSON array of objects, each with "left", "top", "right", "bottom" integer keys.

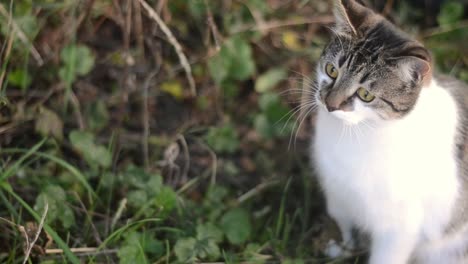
[
  {"left": 88, "top": 218, "right": 161, "bottom": 262},
  {"left": 0, "top": 138, "right": 46, "bottom": 181},
  {"left": 1, "top": 148, "right": 97, "bottom": 202},
  {"left": 2, "top": 186, "right": 80, "bottom": 264},
  {"left": 275, "top": 176, "right": 292, "bottom": 238}
]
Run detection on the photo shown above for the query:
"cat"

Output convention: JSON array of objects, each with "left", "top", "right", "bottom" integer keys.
[{"left": 310, "top": 0, "right": 468, "bottom": 263}]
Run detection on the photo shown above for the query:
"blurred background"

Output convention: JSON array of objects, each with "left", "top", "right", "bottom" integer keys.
[{"left": 0, "top": 0, "right": 467, "bottom": 263}]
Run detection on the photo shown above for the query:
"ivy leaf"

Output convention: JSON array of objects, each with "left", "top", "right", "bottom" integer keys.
[
  {"left": 145, "top": 174, "right": 163, "bottom": 196},
  {"left": 205, "top": 124, "right": 240, "bottom": 154},
  {"left": 438, "top": 2, "right": 464, "bottom": 26},
  {"left": 7, "top": 69, "right": 32, "bottom": 90},
  {"left": 220, "top": 208, "right": 251, "bottom": 245},
  {"left": 86, "top": 101, "right": 109, "bottom": 131},
  {"left": 34, "top": 185, "right": 75, "bottom": 229},
  {"left": 154, "top": 186, "right": 177, "bottom": 214},
  {"left": 255, "top": 68, "right": 287, "bottom": 93},
  {"left": 174, "top": 237, "right": 198, "bottom": 263},
  {"left": 226, "top": 36, "right": 256, "bottom": 81},
  {"left": 35, "top": 107, "right": 63, "bottom": 140},
  {"left": 127, "top": 190, "right": 148, "bottom": 208},
  {"left": 69, "top": 130, "right": 111, "bottom": 169},
  {"left": 59, "top": 44, "right": 95, "bottom": 86},
  {"left": 117, "top": 232, "right": 162, "bottom": 264},
  {"left": 208, "top": 36, "right": 255, "bottom": 84},
  {"left": 196, "top": 222, "right": 224, "bottom": 243},
  {"left": 255, "top": 92, "right": 294, "bottom": 139},
  {"left": 208, "top": 49, "right": 230, "bottom": 84},
  {"left": 195, "top": 238, "right": 220, "bottom": 261}
]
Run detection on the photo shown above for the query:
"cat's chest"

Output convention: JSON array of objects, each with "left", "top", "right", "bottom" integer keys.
[
  {"left": 314, "top": 111, "right": 419, "bottom": 180},
  {"left": 312, "top": 107, "right": 457, "bottom": 201}
]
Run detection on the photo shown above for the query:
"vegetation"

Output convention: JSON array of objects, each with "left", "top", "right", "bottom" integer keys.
[{"left": 0, "top": 0, "right": 467, "bottom": 263}]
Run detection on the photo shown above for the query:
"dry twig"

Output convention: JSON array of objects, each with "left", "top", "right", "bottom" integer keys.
[
  {"left": 23, "top": 201, "right": 48, "bottom": 264},
  {"left": 142, "top": 70, "right": 160, "bottom": 169},
  {"left": 137, "top": 0, "right": 197, "bottom": 96},
  {"left": 231, "top": 16, "right": 335, "bottom": 34},
  {"left": 0, "top": 3, "right": 44, "bottom": 66}
]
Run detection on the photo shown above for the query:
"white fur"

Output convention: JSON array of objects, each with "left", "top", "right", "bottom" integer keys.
[{"left": 313, "top": 80, "right": 464, "bottom": 263}]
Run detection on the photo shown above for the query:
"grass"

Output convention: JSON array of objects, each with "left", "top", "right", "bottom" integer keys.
[{"left": 0, "top": 0, "right": 467, "bottom": 263}]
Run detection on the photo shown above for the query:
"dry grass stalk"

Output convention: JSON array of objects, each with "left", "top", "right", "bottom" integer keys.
[{"left": 137, "top": 0, "right": 197, "bottom": 96}]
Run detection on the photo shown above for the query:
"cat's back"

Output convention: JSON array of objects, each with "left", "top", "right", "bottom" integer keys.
[{"left": 436, "top": 74, "right": 468, "bottom": 167}]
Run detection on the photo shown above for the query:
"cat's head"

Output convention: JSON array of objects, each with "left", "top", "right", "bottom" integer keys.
[{"left": 316, "top": 0, "right": 432, "bottom": 124}]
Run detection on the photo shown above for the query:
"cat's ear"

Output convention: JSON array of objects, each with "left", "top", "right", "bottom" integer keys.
[
  {"left": 333, "top": 0, "right": 377, "bottom": 36},
  {"left": 397, "top": 57, "right": 432, "bottom": 85}
]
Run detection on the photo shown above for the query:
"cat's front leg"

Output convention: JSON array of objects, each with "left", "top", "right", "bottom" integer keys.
[
  {"left": 369, "top": 229, "right": 419, "bottom": 264},
  {"left": 325, "top": 200, "right": 356, "bottom": 257}
]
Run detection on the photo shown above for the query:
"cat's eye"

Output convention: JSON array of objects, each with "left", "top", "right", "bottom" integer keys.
[
  {"left": 356, "top": 87, "right": 375, "bottom": 102},
  {"left": 325, "top": 63, "right": 338, "bottom": 79}
]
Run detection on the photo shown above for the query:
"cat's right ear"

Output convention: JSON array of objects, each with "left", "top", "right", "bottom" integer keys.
[{"left": 333, "top": 0, "right": 377, "bottom": 36}]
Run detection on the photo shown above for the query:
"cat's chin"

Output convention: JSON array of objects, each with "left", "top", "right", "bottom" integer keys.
[{"left": 328, "top": 110, "right": 364, "bottom": 125}]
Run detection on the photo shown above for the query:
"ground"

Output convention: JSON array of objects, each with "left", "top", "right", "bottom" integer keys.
[{"left": 0, "top": 0, "right": 467, "bottom": 263}]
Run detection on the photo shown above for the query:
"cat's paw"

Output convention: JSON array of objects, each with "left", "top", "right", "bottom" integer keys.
[{"left": 324, "top": 239, "right": 352, "bottom": 258}]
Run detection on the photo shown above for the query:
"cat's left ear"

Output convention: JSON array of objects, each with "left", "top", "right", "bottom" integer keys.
[
  {"left": 397, "top": 56, "right": 432, "bottom": 85},
  {"left": 333, "top": 0, "right": 379, "bottom": 36}
]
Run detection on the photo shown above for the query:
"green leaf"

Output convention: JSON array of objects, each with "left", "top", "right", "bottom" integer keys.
[
  {"left": 154, "top": 186, "right": 177, "bottom": 214},
  {"left": 283, "top": 259, "right": 305, "bottom": 264},
  {"left": 59, "top": 44, "right": 95, "bottom": 86},
  {"left": 122, "top": 165, "right": 151, "bottom": 188},
  {"left": 145, "top": 174, "right": 163, "bottom": 196},
  {"left": 174, "top": 237, "right": 198, "bottom": 262},
  {"left": 254, "top": 114, "right": 273, "bottom": 139},
  {"left": 35, "top": 107, "right": 63, "bottom": 140},
  {"left": 259, "top": 92, "right": 291, "bottom": 122},
  {"left": 69, "top": 130, "right": 112, "bottom": 169},
  {"left": 208, "top": 36, "right": 256, "bottom": 84},
  {"left": 205, "top": 124, "right": 240, "bottom": 154},
  {"left": 127, "top": 190, "right": 148, "bottom": 208},
  {"left": 117, "top": 232, "right": 152, "bottom": 264},
  {"left": 255, "top": 68, "right": 287, "bottom": 93},
  {"left": 196, "top": 223, "right": 223, "bottom": 243},
  {"left": 438, "top": 2, "right": 464, "bottom": 26},
  {"left": 161, "top": 80, "right": 184, "bottom": 100},
  {"left": 220, "top": 208, "right": 251, "bottom": 245},
  {"left": 87, "top": 101, "right": 109, "bottom": 131},
  {"left": 208, "top": 50, "right": 230, "bottom": 84},
  {"left": 225, "top": 36, "right": 256, "bottom": 81},
  {"left": 34, "top": 185, "right": 75, "bottom": 229},
  {"left": 243, "top": 243, "right": 269, "bottom": 264},
  {"left": 203, "top": 185, "right": 228, "bottom": 221},
  {"left": 195, "top": 238, "right": 220, "bottom": 261},
  {"left": 255, "top": 92, "right": 294, "bottom": 139},
  {"left": 15, "top": 15, "right": 39, "bottom": 40},
  {"left": 7, "top": 69, "right": 32, "bottom": 90}
]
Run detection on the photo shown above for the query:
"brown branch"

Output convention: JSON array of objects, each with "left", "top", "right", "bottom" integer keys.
[
  {"left": 137, "top": 0, "right": 197, "bottom": 96},
  {"left": 230, "top": 16, "right": 335, "bottom": 34},
  {"left": 0, "top": 3, "right": 44, "bottom": 66}
]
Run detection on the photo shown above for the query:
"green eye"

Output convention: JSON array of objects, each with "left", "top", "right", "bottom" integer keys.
[
  {"left": 325, "top": 63, "right": 338, "bottom": 79},
  {"left": 356, "top": 87, "right": 375, "bottom": 102}
]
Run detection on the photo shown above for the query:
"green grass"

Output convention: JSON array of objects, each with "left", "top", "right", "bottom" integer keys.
[{"left": 0, "top": 0, "right": 467, "bottom": 263}]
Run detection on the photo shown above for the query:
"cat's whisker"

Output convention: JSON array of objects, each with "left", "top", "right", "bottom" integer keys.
[
  {"left": 288, "top": 105, "right": 310, "bottom": 150},
  {"left": 337, "top": 122, "right": 346, "bottom": 144},
  {"left": 277, "top": 103, "right": 311, "bottom": 130},
  {"left": 291, "top": 104, "right": 317, "bottom": 150}
]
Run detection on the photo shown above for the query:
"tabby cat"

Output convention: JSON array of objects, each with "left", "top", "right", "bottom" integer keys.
[{"left": 311, "top": 0, "right": 468, "bottom": 263}]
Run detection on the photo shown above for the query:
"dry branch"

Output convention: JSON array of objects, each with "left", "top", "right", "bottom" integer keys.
[
  {"left": 137, "top": 0, "right": 197, "bottom": 96},
  {"left": 23, "top": 201, "right": 48, "bottom": 264},
  {"left": 0, "top": 3, "right": 44, "bottom": 66}
]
